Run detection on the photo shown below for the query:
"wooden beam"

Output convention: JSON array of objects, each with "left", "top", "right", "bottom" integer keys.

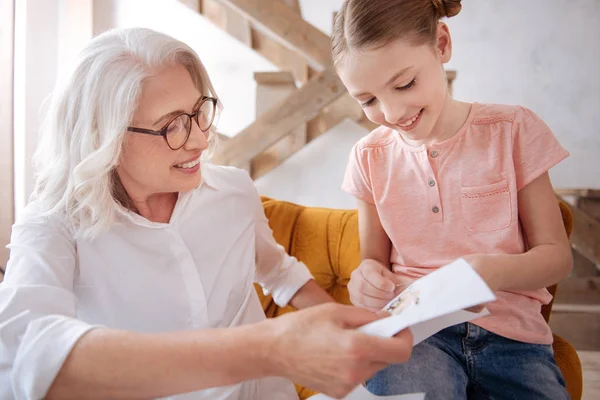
[
  {"left": 281, "top": 0, "right": 301, "bottom": 14},
  {"left": 202, "top": 0, "right": 227, "bottom": 28},
  {"left": 306, "top": 93, "right": 363, "bottom": 142},
  {"left": 213, "top": 131, "right": 250, "bottom": 171},
  {"left": 561, "top": 197, "right": 600, "bottom": 269},
  {"left": 224, "top": 5, "right": 252, "bottom": 45},
  {"left": 217, "top": 0, "right": 332, "bottom": 70},
  {"left": 579, "top": 198, "right": 600, "bottom": 221},
  {"left": 555, "top": 277, "right": 600, "bottom": 305},
  {"left": 213, "top": 68, "right": 345, "bottom": 167},
  {"left": 251, "top": 30, "right": 308, "bottom": 83},
  {"left": 556, "top": 188, "right": 600, "bottom": 199},
  {"left": 202, "top": 0, "right": 251, "bottom": 46},
  {"left": 0, "top": 0, "right": 15, "bottom": 269},
  {"left": 179, "top": 0, "right": 201, "bottom": 11},
  {"left": 254, "top": 71, "right": 295, "bottom": 85},
  {"left": 550, "top": 312, "right": 600, "bottom": 350},
  {"left": 572, "top": 249, "right": 600, "bottom": 277},
  {"left": 200, "top": 0, "right": 309, "bottom": 83},
  {"left": 251, "top": 71, "right": 306, "bottom": 179},
  {"left": 552, "top": 304, "right": 600, "bottom": 313}
]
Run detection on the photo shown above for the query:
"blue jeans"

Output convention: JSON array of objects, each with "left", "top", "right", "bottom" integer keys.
[{"left": 366, "top": 323, "right": 569, "bottom": 400}]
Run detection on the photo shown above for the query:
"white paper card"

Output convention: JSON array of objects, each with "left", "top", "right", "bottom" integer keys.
[
  {"left": 308, "top": 259, "right": 495, "bottom": 400},
  {"left": 307, "top": 384, "right": 425, "bottom": 400},
  {"left": 358, "top": 258, "right": 496, "bottom": 341}
]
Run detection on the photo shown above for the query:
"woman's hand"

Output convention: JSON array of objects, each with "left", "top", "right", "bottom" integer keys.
[{"left": 266, "top": 303, "right": 413, "bottom": 399}]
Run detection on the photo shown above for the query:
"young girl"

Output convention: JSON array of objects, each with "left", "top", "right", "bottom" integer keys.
[{"left": 333, "top": 0, "right": 572, "bottom": 398}]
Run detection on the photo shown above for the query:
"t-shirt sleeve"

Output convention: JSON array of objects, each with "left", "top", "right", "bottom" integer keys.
[
  {"left": 511, "top": 107, "right": 569, "bottom": 191},
  {"left": 341, "top": 142, "right": 375, "bottom": 204}
]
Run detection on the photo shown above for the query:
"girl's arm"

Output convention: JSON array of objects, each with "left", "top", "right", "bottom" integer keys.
[
  {"left": 465, "top": 172, "right": 573, "bottom": 292},
  {"left": 358, "top": 199, "right": 392, "bottom": 267},
  {"left": 347, "top": 199, "right": 402, "bottom": 311}
]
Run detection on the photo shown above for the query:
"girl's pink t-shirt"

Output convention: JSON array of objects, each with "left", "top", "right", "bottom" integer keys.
[{"left": 342, "top": 103, "right": 569, "bottom": 344}]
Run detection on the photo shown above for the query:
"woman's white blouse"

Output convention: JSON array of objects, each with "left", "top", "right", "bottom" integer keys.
[{"left": 0, "top": 164, "right": 312, "bottom": 400}]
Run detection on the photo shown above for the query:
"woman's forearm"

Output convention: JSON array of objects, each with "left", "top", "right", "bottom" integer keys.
[
  {"left": 47, "top": 322, "right": 275, "bottom": 400},
  {"left": 289, "top": 279, "right": 335, "bottom": 309}
]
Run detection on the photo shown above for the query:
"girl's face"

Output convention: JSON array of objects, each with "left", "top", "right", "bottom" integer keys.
[{"left": 337, "top": 24, "right": 453, "bottom": 145}]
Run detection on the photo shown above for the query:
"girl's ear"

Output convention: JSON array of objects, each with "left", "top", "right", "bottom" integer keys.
[{"left": 436, "top": 23, "right": 452, "bottom": 63}]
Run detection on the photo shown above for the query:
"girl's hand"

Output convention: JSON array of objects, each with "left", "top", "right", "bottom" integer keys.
[
  {"left": 348, "top": 259, "right": 405, "bottom": 311},
  {"left": 462, "top": 254, "right": 502, "bottom": 293}
]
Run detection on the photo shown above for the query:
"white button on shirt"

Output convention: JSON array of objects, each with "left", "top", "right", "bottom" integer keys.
[{"left": 0, "top": 163, "right": 312, "bottom": 400}]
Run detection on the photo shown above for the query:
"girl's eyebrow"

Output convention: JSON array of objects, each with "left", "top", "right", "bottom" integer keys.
[{"left": 351, "top": 65, "right": 414, "bottom": 97}]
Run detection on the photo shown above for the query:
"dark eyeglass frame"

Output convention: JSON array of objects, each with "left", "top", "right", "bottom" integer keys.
[{"left": 127, "top": 96, "right": 218, "bottom": 150}]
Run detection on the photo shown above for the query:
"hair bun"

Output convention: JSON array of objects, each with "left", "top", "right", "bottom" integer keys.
[{"left": 432, "top": 0, "right": 462, "bottom": 19}]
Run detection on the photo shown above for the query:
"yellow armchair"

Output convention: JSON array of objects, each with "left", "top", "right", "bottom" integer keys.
[{"left": 257, "top": 197, "right": 583, "bottom": 400}]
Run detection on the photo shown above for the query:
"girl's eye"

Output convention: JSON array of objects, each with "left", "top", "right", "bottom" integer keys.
[
  {"left": 361, "top": 98, "right": 376, "bottom": 108},
  {"left": 396, "top": 79, "right": 416, "bottom": 91}
]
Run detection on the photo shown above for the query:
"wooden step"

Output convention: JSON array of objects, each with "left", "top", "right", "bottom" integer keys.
[
  {"left": 578, "top": 351, "right": 600, "bottom": 400},
  {"left": 555, "top": 276, "right": 600, "bottom": 304},
  {"left": 550, "top": 312, "right": 600, "bottom": 351},
  {"left": 553, "top": 304, "right": 600, "bottom": 313}
]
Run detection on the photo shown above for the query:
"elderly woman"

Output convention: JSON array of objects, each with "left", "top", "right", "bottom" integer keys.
[{"left": 0, "top": 28, "right": 412, "bottom": 400}]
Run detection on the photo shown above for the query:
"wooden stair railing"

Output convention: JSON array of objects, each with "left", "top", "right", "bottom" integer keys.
[{"left": 557, "top": 189, "right": 600, "bottom": 271}]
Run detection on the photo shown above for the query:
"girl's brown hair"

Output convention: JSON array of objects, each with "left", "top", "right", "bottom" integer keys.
[{"left": 332, "top": 0, "right": 462, "bottom": 66}]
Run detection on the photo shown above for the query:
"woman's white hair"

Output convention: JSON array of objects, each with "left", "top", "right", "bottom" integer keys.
[{"left": 32, "top": 27, "right": 219, "bottom": 240}]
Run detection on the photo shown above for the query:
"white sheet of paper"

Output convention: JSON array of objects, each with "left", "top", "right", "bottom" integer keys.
[
  {"left": 358, "top": 258, "right": 496, "bottom": 340},
  {"left": 309, "top": 259, "right": 495, "bottom": 400},
  {"left": 307, "top": 385, "right": 425, "bottom": 400}
]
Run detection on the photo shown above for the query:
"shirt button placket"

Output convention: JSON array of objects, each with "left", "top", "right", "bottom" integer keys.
[{"left": 426, "top": 149, "right": 442, "bottom": 221}]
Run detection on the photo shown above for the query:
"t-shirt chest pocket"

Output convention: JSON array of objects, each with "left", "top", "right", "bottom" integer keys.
[{"left": 460, "top": 179, "right": 512, "bottom": 232}]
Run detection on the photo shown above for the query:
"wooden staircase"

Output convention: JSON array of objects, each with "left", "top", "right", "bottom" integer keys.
[
  {"left": 179, "top": 0, "right": 456, "bottom": 179},
  {"left": 552, "top": 189, "right": 600, "bottom": 350}
]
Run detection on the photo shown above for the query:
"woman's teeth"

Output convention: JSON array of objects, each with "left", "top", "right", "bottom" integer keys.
[{"left": 175, "top": 157, "right": 200, "bottom": 169}]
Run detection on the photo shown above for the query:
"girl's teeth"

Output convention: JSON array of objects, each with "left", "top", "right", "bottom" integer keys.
[
  {"left": 176, "top": 158, "right": 200, "bottom": 169},
  {"left": 399, "top": 111, "right": 420, "bottom": 127}
]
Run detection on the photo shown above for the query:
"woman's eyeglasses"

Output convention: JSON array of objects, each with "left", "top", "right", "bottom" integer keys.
[{"left": 127, "top": 96, "right": 218, "bottom": 150}]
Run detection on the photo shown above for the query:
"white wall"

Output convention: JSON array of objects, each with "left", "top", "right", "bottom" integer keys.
[
  {"left": 13, "top": 0, "right": 97, "bottom": 215},
  {"left": 13, "top": 0, "right": 60, "bottom": 215},
  {"left": 256, "top": 0, "right": 600, "bottom": 208},
  {"left": 444, "top": 0, "right": 600, "bottom": 189}
]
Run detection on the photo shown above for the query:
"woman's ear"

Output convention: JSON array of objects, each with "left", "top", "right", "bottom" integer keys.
[{"left": 436, "top": 22, "right": 452, "bottom": 63}]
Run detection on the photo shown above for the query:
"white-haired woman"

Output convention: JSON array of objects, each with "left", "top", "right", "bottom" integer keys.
[{"left": 0, "top": 28, "right": 412, "bottom": 400}]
